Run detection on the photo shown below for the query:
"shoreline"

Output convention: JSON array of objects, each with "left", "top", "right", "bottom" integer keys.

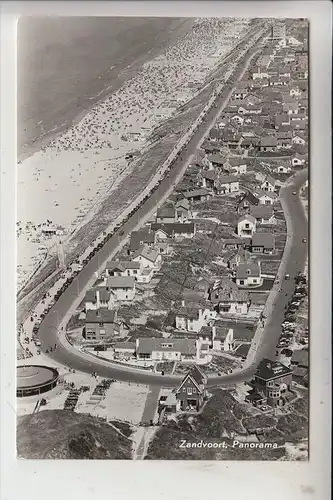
[{"left": 18, "top": 18, "right": 195, "bottom": 163}]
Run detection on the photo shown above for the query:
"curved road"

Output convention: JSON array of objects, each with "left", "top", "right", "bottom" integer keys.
[
  {"left": 37, "top": 26, "right": 308, "bottom": 388},
  {"left": 38, "top": 168, "right": 308, "bottom": 387}
]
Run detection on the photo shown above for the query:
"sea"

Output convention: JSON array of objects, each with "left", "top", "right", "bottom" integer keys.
[{"left": 17, "top": 16, "right": 194, "bottom": 159}]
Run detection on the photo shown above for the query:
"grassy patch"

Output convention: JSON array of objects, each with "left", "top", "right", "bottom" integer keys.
[{"left": 17, "top": 410, "right": 132, "bottom": 459}]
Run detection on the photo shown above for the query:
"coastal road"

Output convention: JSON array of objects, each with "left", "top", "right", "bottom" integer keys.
[
  {"left": 37, "top": 169, "right": 308, "bottom": 388},
  {"left": 36, "top": 26, "right": 294, "bottom": 388}
]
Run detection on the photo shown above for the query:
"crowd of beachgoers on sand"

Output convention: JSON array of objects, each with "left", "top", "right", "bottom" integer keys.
[{"left": 17, "top": 17, "right": 250, "bottom": 292}]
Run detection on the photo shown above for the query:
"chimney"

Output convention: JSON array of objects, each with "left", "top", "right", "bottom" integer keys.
[
  {"left": 96, "top": 289, "right": 100, "bottom": 309},
  {"left": 212, "top": 325, "right": 216, "bottom": 340},
  {"left": 181, "top": 300, "right": 185, "bottom": 307}
]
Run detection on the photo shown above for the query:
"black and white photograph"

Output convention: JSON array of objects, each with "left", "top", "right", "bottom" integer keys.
[
  {"left": 0, "top": 5, "right": 331, "bottom": 497},
  {"left": 13, "top": 15, "right": 313, "bottom": 462}
]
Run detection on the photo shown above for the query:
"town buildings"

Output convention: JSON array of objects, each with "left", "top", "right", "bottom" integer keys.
[{"left": 246, "top": 358, "right": 294, "bottom": 408}]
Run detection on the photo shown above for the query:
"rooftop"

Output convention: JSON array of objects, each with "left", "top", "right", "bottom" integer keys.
[
  {"left": 85, "top": 308, "right": 117, "bottom": 323},
  {"left": 255, "top": 358, "right": 292, "bottom": 380},
  {"left": 136, "top": 337, "right": 197, "bottom": 355},
  {"left": 107, "top": 276, "right": 136, "bottom": 289},
  {"left": 17, "top": 365, "right": 59, "bottom": 390},
  {"left": 251, "top": 232, "right": 275, "bottom": 248}
]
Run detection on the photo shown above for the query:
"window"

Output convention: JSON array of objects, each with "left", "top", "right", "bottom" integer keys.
[
  {"left": 133, "top": 270, "right": 137, "bottom": 275},
  {"left": 240, "top": 280, "right": 244, "bottom": 285},
  {"left": 187, "top": 387, "right": 192, "bottom": 395},
  {"left": 99, "top": 322, "right": 104, "bottom": 327},
  {"left": 245, "top": 223, "right": 249, "bottom": 228},
  {"left": 183, "top": 388, "right": 186, "bottom": 392},
  {"left": 193, "top": 388, "right": 196, "bottom": 393}
]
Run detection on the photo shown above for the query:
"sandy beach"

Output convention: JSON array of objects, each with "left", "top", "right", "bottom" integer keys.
[{"left": 17, "top": 17, "right": 251, "bottom": 292}]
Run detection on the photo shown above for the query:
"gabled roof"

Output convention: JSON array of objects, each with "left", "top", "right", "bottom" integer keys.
[
  {"left": 175, "top": 198, "right": 190, "bottom": 210},
  {"left": 255, "top": 358, "right": 292, "bottom": 380},
  {"left": 253, "top": 189, "right": 277, "bottom": 200},
  {"left": 132, "top": 246, "right": 159, "bottom": 263},
  {"left": 238, "top": 214, "right": 256, "bottom": 224},
  {"left": 211, "top": 277, "right": 249, "bottom": 303},
  {"left": 130, "top": 229, "right": 155, "bottom": 251},
  {"left": 260, "top": 136, "right": 278, "bottom": 147},
  {"left": 201, "top": 169, "right": 218, "bottom": 181},
  {"left": 137, "top": 337, "right": 196, "bottom": 355},
  {"left": 208, "top": 153, "right": 226, "bottom": 166},
  {"left": 107, "top": 276, "right": 136, "bottom": 289},
  {"left": 240, "top": 191, "right": 260, "bottom": 206},
  {"left": 85, "top": 308, "right": 116, "bottom": 324},
  {"left": 84, "top": 287, "right": 111, "bottom": 303},
  {"left": 236, "top": 262, "right": 261, "bottom": 279},
  {"left": 227, "top": 157, "right": 248, "bottom": 167},
  {"left": 262, "top": 175, "right": 276, "bottom": 186},
  {"left": 156, "top": 205, "right": 175, "bottom": 219},
  {"left": 218, "top": 175, "right": 239, "bottom": 184},
  {"left": 250, "top": 205, "right": 274, "bottom": 219},
  {"left": 150, "top": 222, "right": 195, "bottom": 235},
  {"left": 106, "top": 260, "right": 140, "bottom": 271},
  {"left": 251, "top": 232, "right": 275, "bottom": 249}
]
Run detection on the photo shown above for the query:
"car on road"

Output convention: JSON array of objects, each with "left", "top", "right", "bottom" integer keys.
[
  {"left": 285, "top": 274, "right": 290, "bottom": 280},
  {"left": 302, "top": 238, "right": 307, "bottom": 243},
  {"left": 292, "top": 191, "right": 297, "bottom": 195},
  {"left": 119, "top": 230, "right": 124, "bottom": 236}
]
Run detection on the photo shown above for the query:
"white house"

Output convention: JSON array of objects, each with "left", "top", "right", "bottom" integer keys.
[
  {"left": 274, "top": 164, "right": 291, "bottom": 174},
  {"left": 292, "top": 155, "right": 306, "bottom": 167},
  {"left": 226, "top": 157, "right": 247, "bottom": 175},
  {"left": 106, "top": 260, "right": 141, "bottom": 278},
  {"left": 210, "top": 326, "right": 234, "bottom": 351},
  {"left": 136, "top": 337, "right": 201, "bottom": 362},
  {"left": 106, "top": 276, "right": 136, "bottom": 301},
  {"left": 215, "top": 175, "right": 239, "bottom": 195},
  {"left": 292, "top": 134, "right": 306, "bottom": 145},
  {"left": 132, "top": 246, "right": 162, "bottom": 271},
  {"left": 209, "top": 278, "right": 250, "bottom": 316},
  {"left": 250, "top": 205, "right": 275, "bottom": 225},
  {"left": 253, "top": 189, "right": 277, "bottom": 205},
  {"left": 84, "top": 287, "right": 113, "bottom": 312},
  {"left": 235, "top": 262, "right": 263, "bottom": 287},
  {"left": 237, "top": 214, "right": 257, "bottom": 238},
  {"left": 260, "top": 175, "right": 276, "bottom": 193},
  {"left": 175, "top": 306, "right": 214, "bottom": 333},
  {"left": 136, "top": 267, "right": 155, "bottom": 284}
]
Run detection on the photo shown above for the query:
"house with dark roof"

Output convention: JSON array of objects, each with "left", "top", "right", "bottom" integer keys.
[
  {"left": 182, "top": 188, "right": 212, "bottom": 203},
  {"left": 150, "top": 222, "right": 196, "bottom": 239},
  {"left": 200, "top": 169, "right": 218, "bottom": 189},
  {"left": 132, "top": 246, "right": 162, "bottom": 271},
  {"left": 106, "top": 276, "right": 136, "bottom": 301},
  {"left": 174, "top": 365, "right": 208, "bottom": 411},
  {"left": 156, "top": 205, "right": 176, "bottom": 224},
  {"left": 253, "top": 189, "right": 277, "bottom": 205},
  {"left": 215, "top": 175, "right": 239, "bottom": 195},
  {"left": 129, "top": 229, "right": 156, "bottom": 254},
  {"left": 175, "top": 305, "right": 214, "bottom": 333},
  {"left": 227, "top": 248, "right": 251, "bottom": 269},
  {"left": 208, "top": 277, "right": 250, "bottom": 315},
  {"left": 250, "top": 205, "right": 275, "bottom": 224},
  {"left": 251, "top": 233, "right": 275, "bottom": 254},
  {"left": 238, "top": 191, "right": 260, "bottom": 213},
  {"left": 175, "top": 198, "right": 192, "bottom": 222},
  {"left": 235, "top": 262, "right": 263, "bottom": 287},
  {"left": 84, "top": 308, "right": 120, "bottom": 341},
  {"left": 106, "top": 260, "right": 141, "bottom": 278},
  {"left": 259, "top": 136, "right": 278, "bottom": 152},
  {"left": 84, "top": 287, "right": 113, "bottom": 312},
  {"left": 206, "top": 153, "right": 227, "bottom": 169},
  {"left": 245, "top": 358, "right": 294, "bottom": 408},
  {"left": 223, "top": 157, "right": 248, "bottom": 175}
]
